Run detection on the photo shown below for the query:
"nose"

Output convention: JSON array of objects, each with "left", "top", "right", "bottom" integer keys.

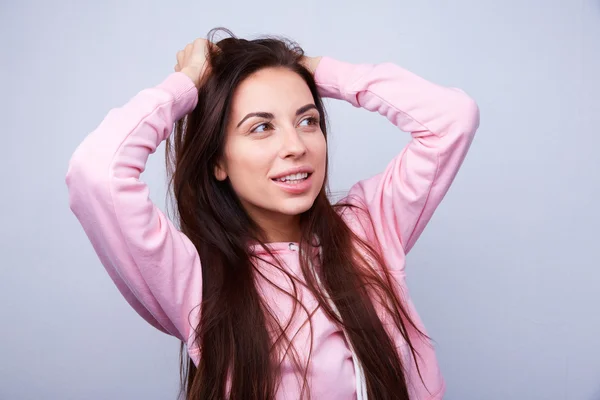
[{"left": 278, "top": 126, "right": 307, "bottom": 159}]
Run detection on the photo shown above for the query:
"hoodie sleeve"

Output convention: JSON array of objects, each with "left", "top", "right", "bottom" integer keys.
[
  {"left": 65, "top": 72, "right": 202, "bottom": 342},
  {"left": 314, "top": 57, "right": 480, "bottom": 259}
]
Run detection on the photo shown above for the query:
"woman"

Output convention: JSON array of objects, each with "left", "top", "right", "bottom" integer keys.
[{"left": 66, "top": 28, "right": 479, "bottom": 399}]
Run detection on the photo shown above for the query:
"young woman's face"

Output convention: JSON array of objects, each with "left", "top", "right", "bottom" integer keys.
[{"left": 216, "top": 67, "right": 327, "bottom": 228}]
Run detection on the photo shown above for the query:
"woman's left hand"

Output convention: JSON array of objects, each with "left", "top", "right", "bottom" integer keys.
[{"left": 301, "top": 56, "right": 322, "bottom": 75}]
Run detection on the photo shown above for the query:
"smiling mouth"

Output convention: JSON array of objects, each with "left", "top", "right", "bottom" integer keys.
[{"left": 272, "top": 172, "right": 312, "bottom": 184}]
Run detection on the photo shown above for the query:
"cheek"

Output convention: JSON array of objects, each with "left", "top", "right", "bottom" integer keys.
[
  {"left": 311, "top": 134, "right": 328, "bottom": 167},
  {"left": 226, "top": 141, "right": 273, "bottom": 180},
  {"left": 306, "top": 134, "right": 328, "bottom": 188}
]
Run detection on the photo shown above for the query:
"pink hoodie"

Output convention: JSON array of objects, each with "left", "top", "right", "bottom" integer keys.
[{"left": 66, "top": 56, "right": 479, "bottom": 399}]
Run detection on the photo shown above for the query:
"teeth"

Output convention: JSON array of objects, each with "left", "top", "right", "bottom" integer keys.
[{"left": 275, "top": 172, "right": 309, "bottom": 182}]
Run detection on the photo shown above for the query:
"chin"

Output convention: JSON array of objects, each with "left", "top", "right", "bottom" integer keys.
[{"left": 277, "top": 196, "right": 317, "bottom": 216}]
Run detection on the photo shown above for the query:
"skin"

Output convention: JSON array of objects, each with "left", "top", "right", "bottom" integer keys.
[
  {"left": 175, "top": 39, "right": 324, "bottom": 242},
  {"left": 216, "top": 67, "right": 327, "bottom": 242}
]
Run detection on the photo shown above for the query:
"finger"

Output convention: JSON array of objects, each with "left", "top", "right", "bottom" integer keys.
[
  {"left": 193, "top": 38, "right": 205, "bottom": 50},
  {"left": 174, "top": 63, "right": 180, "bottom": 72},
  {"left": 184, "top": 43, "right": 193, "bottom": 57},
  {"left": 176, "top": 50, "right": 184, "bottom": 66}
]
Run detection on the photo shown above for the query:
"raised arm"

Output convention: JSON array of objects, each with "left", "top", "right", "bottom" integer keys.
[
  {"left": 314, "top": 57, "right": 480, "bottom": 261},
  {"left": 66, "top": 39, "right": 210, "bottom": 342}
]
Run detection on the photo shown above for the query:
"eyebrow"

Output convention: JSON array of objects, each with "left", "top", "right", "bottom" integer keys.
[{"left": 236, "top": 104, "right": 318, "bottom": 128}]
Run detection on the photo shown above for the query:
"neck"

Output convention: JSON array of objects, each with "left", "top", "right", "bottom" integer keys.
[{"left": 251, "top": 211, "right": 302, "bottom": 243}]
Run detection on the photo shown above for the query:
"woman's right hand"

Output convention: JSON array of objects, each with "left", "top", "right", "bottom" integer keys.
[{"left": 174, "top": 38, "right": 211, "bottom": 89}]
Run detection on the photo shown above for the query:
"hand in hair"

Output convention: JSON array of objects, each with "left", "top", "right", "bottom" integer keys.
[
  {"left": 174, "top": 38, "right": 211, "bottom": 89},
  {"left": 301, "top": 55, "right": 323, "bottom": 75}
]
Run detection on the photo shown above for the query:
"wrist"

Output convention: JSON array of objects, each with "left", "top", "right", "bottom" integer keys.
[
  {"left": 302, "top": 56, "right": 323, "bottom": 75},
  {"left": 311, "top": 56, "right": 323, "bottom": 74},
  {"left": 180, "top": 66, "right": 202, "bottom": 89}
]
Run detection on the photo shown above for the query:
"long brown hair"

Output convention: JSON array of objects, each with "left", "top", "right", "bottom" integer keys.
[{"left": 166, "top": 28, "right": 427, "bottom": 400}]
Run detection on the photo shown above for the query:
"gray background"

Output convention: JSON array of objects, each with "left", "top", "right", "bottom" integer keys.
[{"left": 1, "top": 0, "right": 599, "bottom": 399}]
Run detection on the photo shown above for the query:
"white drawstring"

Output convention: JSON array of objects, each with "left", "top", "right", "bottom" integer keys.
[{"left": 290, "top": 243, "right": 368, "bottom": 400}]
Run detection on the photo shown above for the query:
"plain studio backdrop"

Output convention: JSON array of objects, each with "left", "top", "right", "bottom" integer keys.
[{"left": 1, "top": 1, "right": 599, "bottom": 399}]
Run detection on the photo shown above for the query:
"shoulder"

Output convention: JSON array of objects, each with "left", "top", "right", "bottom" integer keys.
[{"left": 334, "top": 194, "right": 377, "bottom": 248}]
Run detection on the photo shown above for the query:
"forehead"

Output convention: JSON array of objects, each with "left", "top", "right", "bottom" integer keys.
[{"left": 229, "top": 67, "right": 314, "bottom": 116}]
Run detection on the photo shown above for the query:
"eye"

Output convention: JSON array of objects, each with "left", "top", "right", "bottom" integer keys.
[
  {"left": 299, "top": 116, "right": 320, "bottom": 127},
  {"left": 251, "top": 122, "right": 273, "bottom": 133}
]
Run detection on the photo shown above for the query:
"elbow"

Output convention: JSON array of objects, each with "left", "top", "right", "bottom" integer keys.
[
  {"left": 65, "top": 143, "right": 111, "bottom": 213},
  {"left": 450, "top": 88, "right": 480, "bottom": 138},
  {"left": 66, "top": 145, "right": 92, "bottom": 191},
  {"left": 65, "top": 155, "right": 91, "bottom": 214}
]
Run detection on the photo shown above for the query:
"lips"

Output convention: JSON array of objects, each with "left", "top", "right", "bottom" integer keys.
[
  {"left": 273, "top": 172, "right": 310, "bottom": 182},
  {"left": 270, "top": 166, "right": 314, "bottom": 181},
  {"left": 271, "top": 172, "right": 314, "bottom": 194}
]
